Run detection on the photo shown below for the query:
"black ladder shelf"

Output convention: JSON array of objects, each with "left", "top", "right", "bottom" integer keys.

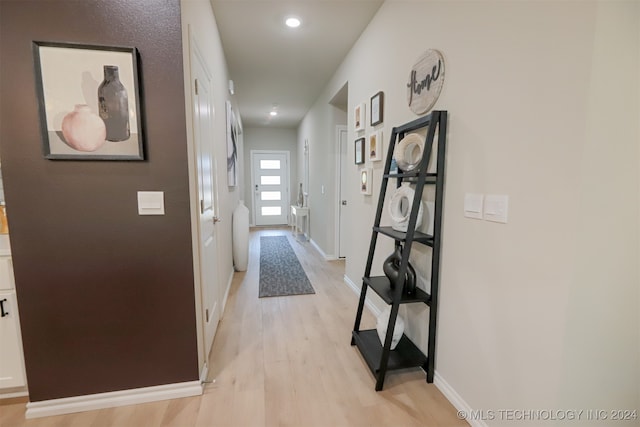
[{"left": 351, "top": 110, "right": 447, "bottom": 391}]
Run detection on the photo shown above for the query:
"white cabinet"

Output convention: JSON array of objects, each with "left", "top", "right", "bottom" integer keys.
[
  {"left": 0, "top": 251, "right": 27, "bottom": 392},
  {"left": 0, "top": 290, "right": 26, "bottom": 388}
]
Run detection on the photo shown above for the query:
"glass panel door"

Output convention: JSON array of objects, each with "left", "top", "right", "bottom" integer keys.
[{"left": 251, "top": 151, "right": 289, "bottom": 225}]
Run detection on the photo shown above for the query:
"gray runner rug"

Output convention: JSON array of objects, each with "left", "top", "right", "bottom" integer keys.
[{"left": 259, "top": 236, "right": 315, "bottom": 298}]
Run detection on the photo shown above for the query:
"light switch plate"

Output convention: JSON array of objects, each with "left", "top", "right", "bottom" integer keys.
[
  {"left": 484, "top": 194, "right": 508, "bottom": 223},
  {"left": 137, "top": 191, "right": 165, "bottom": 215},
  {"left": 464, "top": 193, "right": 484, "bottom": 219}
]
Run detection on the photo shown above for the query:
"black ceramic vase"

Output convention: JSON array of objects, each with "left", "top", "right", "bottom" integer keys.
[
  {"left": 98, "top": 65, "right": 130, "bottom": 142},
  {"left": 382, "top": 246, "right": 417, "bottom": 295}
]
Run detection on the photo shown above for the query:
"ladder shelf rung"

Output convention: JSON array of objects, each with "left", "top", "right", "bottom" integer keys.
[
  {"left": 363, "top": 276, "right": 431, "bottom": 305},
  {"left": 352, "top": 329, "right": 428, "bottom": 373},
  {"left": 393, "top": 111, "right": 438, "bottom": 134},
  {"left": 373, "top": 226, "right": 434, "bottom": 246},
  {"left": 383, "top": 171, "right": 437, "bottom": 180}
]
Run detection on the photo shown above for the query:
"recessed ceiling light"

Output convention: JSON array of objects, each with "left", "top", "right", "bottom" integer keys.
[
  {"left": 285, "top": 17, "right": 301, "bottom": 28},
  {"left": 270, "top": 111, "right": 278, "bottom": 117}
]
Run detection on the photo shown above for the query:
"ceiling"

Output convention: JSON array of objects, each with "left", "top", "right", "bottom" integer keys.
[{"left": 210, "top": 0, "right": 384, "bottom": 128}]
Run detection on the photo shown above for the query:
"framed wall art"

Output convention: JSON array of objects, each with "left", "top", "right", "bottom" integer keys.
[
  {"left": 33, "top": 41, "right": 144, "bottom": 160},
  {"left": 354, "top": 137, "right": 365, "bottom": 165},
  {"left": 368, "top": 129, "right": 383, "bottom": 162},
  {"left": 226, "top": 101, "right": 239, "bottom": 186},
  {"left": 354, "top": 102, "right": 366, "bottom": 132},
  {"left": 360, "top": 167, "right": 373, "bottom": 195},
  {"left": 370, "top": 91, "right": 384, "bottom": 126}
]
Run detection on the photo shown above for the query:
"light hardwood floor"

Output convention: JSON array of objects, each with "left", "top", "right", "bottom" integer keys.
[{"left": 1, "top": 228, "right": 468, "bottom": 427}]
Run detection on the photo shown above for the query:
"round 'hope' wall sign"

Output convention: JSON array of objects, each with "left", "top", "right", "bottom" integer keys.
[{"left": 406, "top": 49, "right": 445, "bottom": 115}]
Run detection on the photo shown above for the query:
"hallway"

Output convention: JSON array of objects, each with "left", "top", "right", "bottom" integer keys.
[
  {"left": 0, "top": 228, "right": 466, "bottom": 426},
  {"left": 201, "top": 227, "right": 465, "bottom": 426}
]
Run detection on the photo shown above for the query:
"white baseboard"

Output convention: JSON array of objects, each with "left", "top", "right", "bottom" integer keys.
[
  {"left": 25, "top": 380, "right": 203, "bottom": 419},
  {"left": 343, "top": 274, "right": 382, "bottom": 317},
  {"left": 434, "top": 372, "right": 487, "bottom": 427},
  {"left": 310, "top": 239, "right": 337, "bottom": 261},
  {"left": 221, "top": 269, "right": 233, "bottom": 316},
  {"left": 0, "top": 389, "right": 28, "bottom": 399}
]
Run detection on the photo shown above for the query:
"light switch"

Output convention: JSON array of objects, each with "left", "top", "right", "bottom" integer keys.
[
  {"left": 137, "top": 191, "right": 165, "bottom": 215},
  {"left": 484, "top": 194, "right": 508, "bottom": 223},
  {"left": 464, "top": 193, "right": 484, "bottom": 219}
]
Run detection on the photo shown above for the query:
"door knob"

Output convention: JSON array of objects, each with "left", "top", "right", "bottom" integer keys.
[
  {"left": 213, "top": 217, "right": 222, "bottom": 223},
  {"left": 342, "top": 200, "right": 347, "bottom": 206}
]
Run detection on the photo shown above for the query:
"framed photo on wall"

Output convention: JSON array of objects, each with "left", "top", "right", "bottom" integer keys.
[
  {"left": 360, "top": 167, "right": 373, "bottom": 195},
  {"left": 33, "top": 41, "right": 144, "bottom": 160},
  {"left": 354, "top": 102, "right": 366, "bottom": 132},
  {"left": 368, "top": 129, "right": 383, "bottom": 162},
  {"left": 354, "top": 137, "right": 365, "bottom": 164},
  {"left": 370, "top": 91, "right": 384, "bottom": 126}
]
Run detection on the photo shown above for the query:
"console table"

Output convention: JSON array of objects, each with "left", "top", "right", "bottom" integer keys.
[{"left": 290, "top": 205, "right": 309, "bottom": 241}]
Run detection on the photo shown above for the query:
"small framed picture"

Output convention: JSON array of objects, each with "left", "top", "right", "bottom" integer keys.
[
  {"left": 354, "top": 102, "right": 366, "bottom": 132},
  {"left": 370, "top": 91, "right": 384, "bottom": 126},
  {"left": 368, "top": 129, "right": 383, "bottom": 162},
  {"left": 32, "top": 41, "right": 144, "bottom": 160},
  {"left": 354, "top": 137, "right": 365, "bottom": 164},
  {"left": 360, "top": 167, "right": 373, "bottom": 195}
]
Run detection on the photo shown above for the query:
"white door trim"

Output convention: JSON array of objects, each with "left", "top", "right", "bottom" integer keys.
[
  {"left": 335, "top": 125, "right": 347, "bottom": 258},
  {"left": 250, "top": 150, "right": 291, "bottom": 226}
]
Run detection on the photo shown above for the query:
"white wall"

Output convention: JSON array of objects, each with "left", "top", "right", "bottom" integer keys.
[
  {"left": 299, "top": 1, "right": 640, "bottom": 425},
  {"left": 181, "top": 0, "right": 242, "bottom": 370},
  {"left": 297, "top": 103, "right": 349, "bottom": 256},
  {"left": 242, "top": 126, "right": 298, "bottom": 224}
]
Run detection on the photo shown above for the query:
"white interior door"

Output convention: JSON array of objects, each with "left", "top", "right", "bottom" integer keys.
[
  {"left": 252, "top": 151, "right": 289, "bottom": 226},
  {"left": 338, "top": 127, "right": 348, "bottom": 258},
  {"left": 191, "top": 44, "right": 220, "bottom": 357}
]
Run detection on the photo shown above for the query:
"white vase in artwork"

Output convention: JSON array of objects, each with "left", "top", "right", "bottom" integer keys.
[{"left": 61, "top": 104, "right": 106, "bottom": 152}]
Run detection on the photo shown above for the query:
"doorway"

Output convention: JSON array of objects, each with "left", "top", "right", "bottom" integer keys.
[
  {"left": 330, "top": 82, "right": 349, "bottom": 259},
  {"left": 251, "top": 150, "right": 290, "bottom": 226},
  {"left": 336, "top": 126, "right": 348, "bottom": 258}
]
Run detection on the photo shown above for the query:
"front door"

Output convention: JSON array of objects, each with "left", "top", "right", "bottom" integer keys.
[
  {"left": 251, "top": 151, "right": 290, "bottom": 226},
  {"left": 191, "top": 43, "right": 220, "bottom": 358}
]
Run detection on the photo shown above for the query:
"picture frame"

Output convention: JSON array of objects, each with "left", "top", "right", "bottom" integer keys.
[
  {"left": 354, "top": 102, "right": 366, "bottom": 132},
  {"left": 354, "top": 137, "right": 365, "bottom": 165},
  {"left": 226, "top": 101, "right": 239, "bottom": 187},
  {"left": 368, "top": 129, "right": 383, "bottom": 162},
  {"left": 33, "top": 41, "right": 144, "bottom": 160},
  {"left": 370, "top": 91, "right": 384, "bottom": 126},
  {"left": 360, "top": 167, "right": 373, "bottom": 195}
]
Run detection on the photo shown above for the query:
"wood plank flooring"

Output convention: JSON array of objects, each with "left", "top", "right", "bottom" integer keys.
[{"left": 0, "top": 228, "right": 468, "bottom": 426}]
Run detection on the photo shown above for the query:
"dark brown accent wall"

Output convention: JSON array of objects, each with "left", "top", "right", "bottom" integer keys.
[{"left": 0, "top": 0, "right": 199, "bottom": 401}]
